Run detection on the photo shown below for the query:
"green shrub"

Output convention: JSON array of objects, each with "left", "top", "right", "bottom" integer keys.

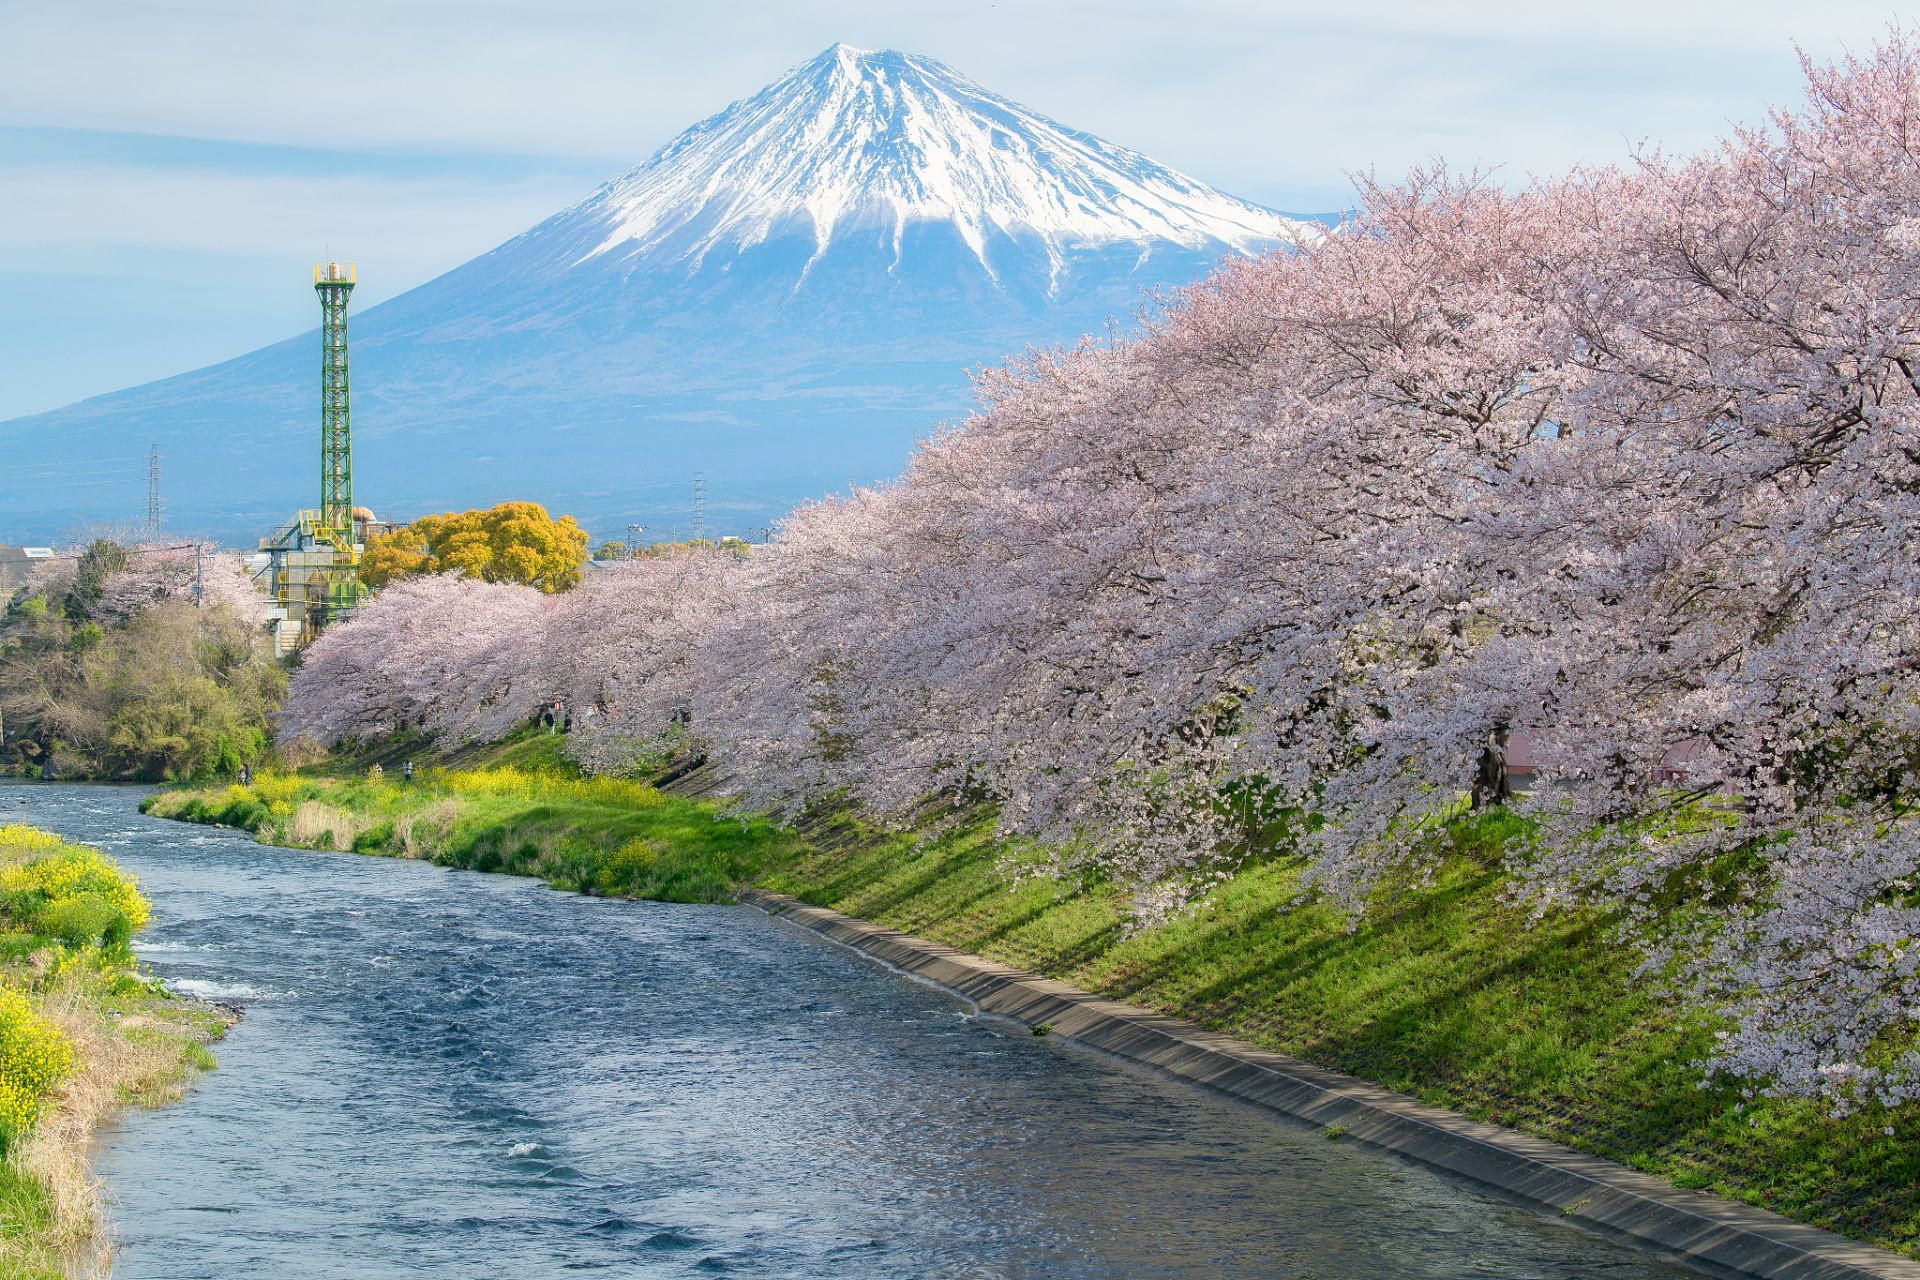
[
  {"left": 0, "top": 888, "right": 46, "bottom": 931},
  {"left": 596, "top": 839, "right": 660, "bottom": 894},
  {"left": 350, "top": 821, "right": 395, "bottom": 854},
  {"left": 32, "top": 893, "right": 121, "bottom": 949}
]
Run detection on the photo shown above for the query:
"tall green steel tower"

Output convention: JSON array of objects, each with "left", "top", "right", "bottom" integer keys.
[{"left": 315, "top": 261, "right": 355, "bottom": 528}]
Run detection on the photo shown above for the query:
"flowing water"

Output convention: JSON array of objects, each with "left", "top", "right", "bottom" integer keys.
[{"left": 6, "top": 783, "right": 1689, "bottom": 1280}]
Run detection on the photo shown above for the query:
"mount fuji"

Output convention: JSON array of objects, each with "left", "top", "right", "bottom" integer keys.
[{"left": 1, "top": 45, "right": 1319, "bottom": 544}]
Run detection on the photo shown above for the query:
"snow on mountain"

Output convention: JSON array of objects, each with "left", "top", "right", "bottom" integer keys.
[
  {"left": 1, "top": 45, "right": 1322, "bottom": 545},
  {"left": 579, "top": 44, "right": 1312, "bottom": 281}
]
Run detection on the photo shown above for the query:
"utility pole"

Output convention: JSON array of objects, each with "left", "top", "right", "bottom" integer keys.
[
  {"left": 626, "top": 523, "right": 644, "bottom": 560},
  {"left": 194, "top": 542, "right": 204, "bottom": 608},
  {"left": 751, "top": 526, "right": 772, "bottom": 545},
  {"left": 692, "top": 472, "right": 706, "bottom": 543},
  {"left": 145, "top": 445, "right": 163, "bottom": 540}
]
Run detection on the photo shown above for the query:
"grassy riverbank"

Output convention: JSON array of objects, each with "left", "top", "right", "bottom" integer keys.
[
  {"left": 150, "top": 734, "right": 1920, "bottom": 1260},
  {"left": 0, "top": 824, "right": 232, "bottom": 1280},
  {"left": 143, "top": 729, "right": 801, "bottom": 902}
]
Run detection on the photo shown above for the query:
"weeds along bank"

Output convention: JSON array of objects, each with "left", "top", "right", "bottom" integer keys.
[{"left": 0, "top": 824, "right": 230, "bottom": 1280}]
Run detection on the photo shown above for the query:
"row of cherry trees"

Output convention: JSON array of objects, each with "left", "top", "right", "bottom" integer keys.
[{"left": 282, "top": 35, "right": 1920, "bottom": 1112}]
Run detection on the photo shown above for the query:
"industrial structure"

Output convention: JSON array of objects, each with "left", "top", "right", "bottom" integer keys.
[
  {"left": 145, "top": 444, "right": 163, "bottom": 539},
  {"left": 251, "top": 262, "right": 370, "bottom": 654}
]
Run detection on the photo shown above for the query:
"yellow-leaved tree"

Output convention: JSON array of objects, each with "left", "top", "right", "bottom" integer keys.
[{"left": 360, "top": 502, "right": 589, "bottom": 593}]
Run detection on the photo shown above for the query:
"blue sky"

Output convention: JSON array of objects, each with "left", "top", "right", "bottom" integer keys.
[{"left": 0, "top": 0, "right": 1909, "bottom": 423}]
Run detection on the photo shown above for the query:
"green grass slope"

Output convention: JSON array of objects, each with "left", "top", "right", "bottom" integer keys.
[{"left": 759, "top": 808, "right": 1920, "bottom": 1257}]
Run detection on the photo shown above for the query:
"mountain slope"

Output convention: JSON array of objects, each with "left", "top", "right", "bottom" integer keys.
[{"left": 1, "top": 45, "right": 1317, "bottom": 544}]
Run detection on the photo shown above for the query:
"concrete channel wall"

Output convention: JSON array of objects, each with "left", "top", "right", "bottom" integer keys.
[{"left": 740, "top": 888, "right": 1920, "bottom": 1280}]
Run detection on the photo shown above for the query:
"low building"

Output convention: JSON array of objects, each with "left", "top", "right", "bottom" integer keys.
[{"left": 0, "top": 547, "right": 56, "bottom": 591}]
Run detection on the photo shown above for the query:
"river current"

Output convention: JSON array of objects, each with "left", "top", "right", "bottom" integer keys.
[{"left": 6, "top": 783, "right": 1686, "bottom": 1279}]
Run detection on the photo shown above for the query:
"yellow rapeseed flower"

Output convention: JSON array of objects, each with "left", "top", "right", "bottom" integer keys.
[
  {"left": 0, "top": 835, "right": 152, "bottom": 933},
  {"left": 0, "top": 987, "right": 73, "bottom": 1149},
  {"left": 248, "top": 771, "right": 305, "bottom": 809},
  {"left": 0, "top": 826, "right": 65, "bottom": 861},
  {"left": 438, "top": 767, "right": 663, "bottom": 810}
]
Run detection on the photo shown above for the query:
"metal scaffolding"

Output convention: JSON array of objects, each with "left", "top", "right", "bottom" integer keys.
[
  {"left": 251, "top": 263, "right": 367, "bottom": 652},
  {"left": 253, "top": 510, "right": 363, "bottom": 655},
  {"left": 316, "top": 262, "right": 355, "bottom": 528}
]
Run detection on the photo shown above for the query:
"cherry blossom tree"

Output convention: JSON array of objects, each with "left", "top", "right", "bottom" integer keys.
[
  {"left": 94, "top": 542, "right": 257, "bottom": 622},
  {"left": 277, "top": 575, "right": 550, "bottom": 746},
  {"left": 1444, "top": 31, "right": 1920, "bottom": 1110},
  {"left": 551, "top": 549, "right": 747, "bottom": 775},
  {"left": 689, "top": 167, "right": 1567, "bottom": 915}
]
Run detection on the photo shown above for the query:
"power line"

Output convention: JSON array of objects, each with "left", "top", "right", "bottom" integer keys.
[
  {"left": 0, "top": 457, "right": 145, "bottom": 472},
  {"left": 526, "top": 479, "right": 691, "bottom": 500},
  {"left": 21, "top": 542, "right": 204, "bottom": 565},
  {"left": 532, "top": 477, "right": 824, "bottom": 502},
  {"left": 0, "top": 478, "right": 142, "bottom": 491},
  {"left": 0, "top": 467, "right": 145, "bottom": 478}
]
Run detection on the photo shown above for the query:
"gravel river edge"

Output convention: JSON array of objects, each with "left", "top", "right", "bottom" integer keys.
[{"left": 738, "top": 887, "right": 1920, "bottom": 1280}]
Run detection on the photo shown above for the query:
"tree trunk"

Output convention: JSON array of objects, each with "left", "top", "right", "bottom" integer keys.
[{"left": 1471, "top": 722, "right": 1511, "bottom": 810}]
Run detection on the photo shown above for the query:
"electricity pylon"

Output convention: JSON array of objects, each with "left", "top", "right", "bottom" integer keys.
[{"left": 145, "top": 445, "right": 162, "bottom": 539}]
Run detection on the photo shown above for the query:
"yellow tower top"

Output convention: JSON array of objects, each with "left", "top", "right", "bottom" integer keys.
[{"left": 313, "top": 262, "right": 356, "bottom": 284}]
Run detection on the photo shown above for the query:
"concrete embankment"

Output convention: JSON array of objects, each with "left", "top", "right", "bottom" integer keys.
[{"left": 742, "top": 887, "right": 1920, "bottom": 1280}]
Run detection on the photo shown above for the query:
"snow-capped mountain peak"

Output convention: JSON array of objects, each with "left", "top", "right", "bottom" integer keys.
[{"left": 574, "top": 44, "right": 1312, "bottom": 278}]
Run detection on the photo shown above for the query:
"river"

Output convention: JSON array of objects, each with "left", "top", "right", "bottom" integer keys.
[{"left": 6, "top": 783, "right": 1688, "bottom": 1279}]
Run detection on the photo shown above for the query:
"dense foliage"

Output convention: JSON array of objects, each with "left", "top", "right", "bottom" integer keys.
[
  {"left": 0, "top": 540, "right": 281, "bottom": 780},
  {"left": 0, "top": 825, "right": 154, "bottom": 1147},
  {"left": 282, "top": 34, "right": 1920, "bottom": 1114},
  {"left": 0, "top": 987, "right": 72, "bottom": 1153},
  {"left": 359, "top": 501, "right": 589, "bottom": 593}
]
